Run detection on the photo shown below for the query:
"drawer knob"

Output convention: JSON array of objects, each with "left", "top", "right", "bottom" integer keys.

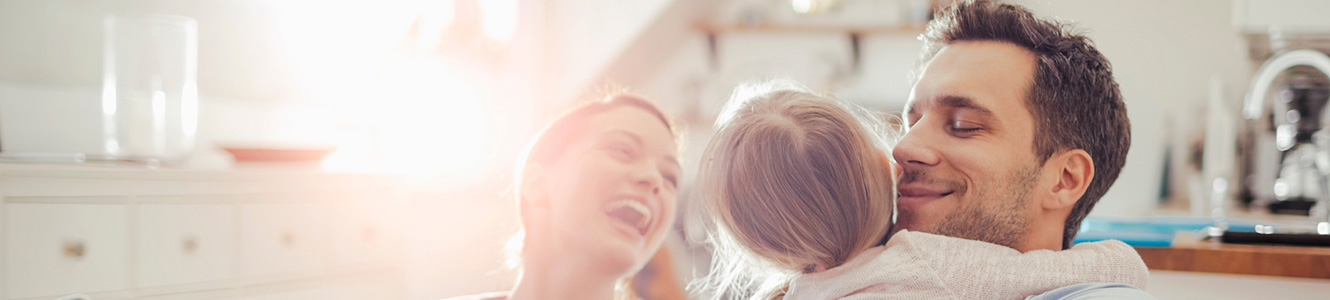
[
  {"left": 62, "top": 240, "right": 86, "bottom": 260},
  {"left": 362, "top": 227, "right": 376, "bottom": 241},
  {"left": 281, "top": 232, "right": 296, "bottom": 248},
  {"left": 181, "top": 235, "right": 199, "bottom": 255}
]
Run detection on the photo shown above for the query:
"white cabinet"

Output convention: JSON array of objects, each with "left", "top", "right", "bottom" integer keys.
[
  {"left": 239, "top": 203, "right": 327, "bottom": 279},
  {"left": 135, "top": 202, "right": 235, "bottom": 288},
  {"left": 328, "top": 201, "right": 396, "bottom": 268},
  {"left": 0, "top": 165, "right": 407, "bottom": 300},
  {"left": 4, "top": 202, "right": 131, "bottom": 299}
]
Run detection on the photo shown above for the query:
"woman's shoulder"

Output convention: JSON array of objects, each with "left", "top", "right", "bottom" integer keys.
[{"left": 442, "top": 291, "right": 510, "bottom": 300}]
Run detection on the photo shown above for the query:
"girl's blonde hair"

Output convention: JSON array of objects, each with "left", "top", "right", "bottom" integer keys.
[{"left": 692, "top": 80, "right": 898, "bottom": 300}]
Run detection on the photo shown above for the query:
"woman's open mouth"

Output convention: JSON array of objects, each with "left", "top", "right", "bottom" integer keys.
[{"left": 604, "top": 198, "right": 652, "bottom": 237}]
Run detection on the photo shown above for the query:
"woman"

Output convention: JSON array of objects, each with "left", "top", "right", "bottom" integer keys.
[
  {"left": 452, "top": 94, "right": 683, "bottom": 300},
  {"left": 692, "top": 81, "right": 1148, "bottom": 299}
]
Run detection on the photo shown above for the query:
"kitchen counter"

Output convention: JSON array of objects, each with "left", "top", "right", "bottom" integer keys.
[
  {"left": 1135, "top": 237, "right": 1330, "bottom": 279},
  {"left": 0, "top": 161, "right": 386, "bottom": 181}
]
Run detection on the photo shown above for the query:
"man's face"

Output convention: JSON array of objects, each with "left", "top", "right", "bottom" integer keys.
[{"left": 893, "top": 40, "right": 1044, "bottom": 248}]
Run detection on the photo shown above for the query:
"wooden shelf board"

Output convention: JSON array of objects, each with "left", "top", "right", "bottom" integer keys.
[{"left": 695, "top": 22, "right": 926, "bottom": 36}]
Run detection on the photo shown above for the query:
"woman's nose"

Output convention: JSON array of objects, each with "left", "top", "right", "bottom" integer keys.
[
  {"left": 637, "top": 179, "right": 660, "bottom": 195},
  {"left": 632, "top": 169, "right": 662, "bottom": 195}
]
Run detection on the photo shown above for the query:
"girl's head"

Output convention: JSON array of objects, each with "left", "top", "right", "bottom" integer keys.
[
  {"left": 513, "top": 94, "right": 682, "bottom": 280},
  {"left": 696, "top": 81, "right": 897, "bottom": 299}
]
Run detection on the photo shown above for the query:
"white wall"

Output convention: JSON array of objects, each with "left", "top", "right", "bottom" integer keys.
[
  {"left": 3, "top": 0, "right": 293, "bottom": 100},
  {"left": 542, "top": 0, "right": 676, "bottom": 105},
  {"left": 1016, "top": 0, "right": 1252, "bottom": 215}
]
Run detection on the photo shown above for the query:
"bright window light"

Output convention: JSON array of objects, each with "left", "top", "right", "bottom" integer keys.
[
  {"left": 480, "top": 0, "right": 519, "bottom": 43},
  {"left": 418, "top": 0, "right": 457, "bottom": 50},
  {"left": 323, "top": 58, "right": 493, "bottom": 180},
  {"left": 792, "top": 0, "right": 813, "bottom": 14}
]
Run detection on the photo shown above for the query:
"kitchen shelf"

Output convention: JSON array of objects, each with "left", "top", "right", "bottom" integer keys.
[
  {"left": 692, "top": 22, "right": 926, "bottom": 73},
  {"left": 694, "top": 22, "right": 926, "bottom": 36}
]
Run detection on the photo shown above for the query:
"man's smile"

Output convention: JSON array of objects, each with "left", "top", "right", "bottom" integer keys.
[{"left": 897, "top": 183, "right": 954, "bottom": 208}]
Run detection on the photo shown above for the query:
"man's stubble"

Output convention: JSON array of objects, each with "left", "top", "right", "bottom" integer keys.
[{"left": 909, "top": 162, "right": 1039, "bottom": 249}]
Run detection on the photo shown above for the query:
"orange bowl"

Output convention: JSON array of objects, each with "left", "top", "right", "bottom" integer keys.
[{"left": 221, "top": 146, "right": 337, "bottom": 162}]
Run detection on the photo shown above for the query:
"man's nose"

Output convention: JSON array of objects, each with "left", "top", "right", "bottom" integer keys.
[{"left": 893, "top": 124, "right": 942, "bottom": 167}]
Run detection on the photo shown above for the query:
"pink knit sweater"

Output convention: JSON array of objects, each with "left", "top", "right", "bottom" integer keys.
[{"left": 784, "top": 230, "right": 1149, "bottom": 300}]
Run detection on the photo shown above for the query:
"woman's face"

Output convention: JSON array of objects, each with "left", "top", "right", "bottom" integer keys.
[{"left": 535, "top": 105, "right": 681, "bottom": 277}]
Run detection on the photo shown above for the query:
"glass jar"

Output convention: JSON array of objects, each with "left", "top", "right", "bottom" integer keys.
[{"left": 100, "top": 14, "right": 199, "bottom": 163}]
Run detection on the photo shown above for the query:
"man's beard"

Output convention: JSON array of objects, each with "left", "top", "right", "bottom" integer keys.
[{"left": 906, "top": 163, "right": 1039, "bottom": 249}]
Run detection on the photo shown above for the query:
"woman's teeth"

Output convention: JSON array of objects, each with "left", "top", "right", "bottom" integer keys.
[{"left": 604, "top": 199, "right": 652, "bottom": 234}]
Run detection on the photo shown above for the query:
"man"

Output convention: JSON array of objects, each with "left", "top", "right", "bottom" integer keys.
[{"left": 893, "top": 0, "right": 1148, "bottom": 297}]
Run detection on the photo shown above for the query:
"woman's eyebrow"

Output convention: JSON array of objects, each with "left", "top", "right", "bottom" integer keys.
[
  {"left": 665, "top": 155, "right": 681, "bottom": 171},
  {"left": 600, "top": 129, "right": 644, "bottom": 146},
  {"left": 603, "top": 129, "right": 680, "bottom": 170}
]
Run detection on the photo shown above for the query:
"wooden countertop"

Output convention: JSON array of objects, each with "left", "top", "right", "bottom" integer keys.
[{"left": 1135, "top": 239, "right": 1330, "bottom": 279}]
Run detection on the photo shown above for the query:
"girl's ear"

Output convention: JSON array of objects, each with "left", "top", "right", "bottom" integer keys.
[
  {"left": 884, "top": 151, "right": 901, "bottom": 233},
  {"left": 882, "top": 151, "right": 900, "bottom": 179}
]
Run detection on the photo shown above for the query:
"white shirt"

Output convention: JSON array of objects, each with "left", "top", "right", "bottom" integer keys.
[{"left": 784, "top": 230, "right": 1150, "bottom": 300}]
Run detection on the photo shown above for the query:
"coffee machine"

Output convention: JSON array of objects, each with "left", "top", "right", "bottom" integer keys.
[{"left": 1239, "top": 49, "right": 1330, "bottom": 238}]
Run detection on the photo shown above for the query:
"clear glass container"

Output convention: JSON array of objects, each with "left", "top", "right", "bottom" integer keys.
[{"left": 100, "top": 14, "right": 199, "bottom": 163}]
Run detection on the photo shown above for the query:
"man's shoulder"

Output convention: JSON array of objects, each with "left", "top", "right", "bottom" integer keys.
[
  {"left": 888, "top": 230, "right": 1023, "bottom": 255},
  {"left": 1025, "top": 283, "right": 1156, "bottom": 300}
]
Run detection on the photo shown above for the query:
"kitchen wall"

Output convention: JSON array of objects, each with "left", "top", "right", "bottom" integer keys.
[
  {"left": 0, "top": 0, "right": 416, "bottom": 164},
  {"left": 1019, "top": 0, "right": 1253, "bottom": 214},
  {"left": 542, "top": 0, "right": 676, "bottom": 103}
]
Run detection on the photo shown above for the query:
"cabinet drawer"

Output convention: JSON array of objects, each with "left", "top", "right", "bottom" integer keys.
[
  {"left": 136, "top": 203, "right": 236, "bottom": 288},
  {"left": 4, "top": 203, "right": 130, "bottom": 299},
  {"left": 239, "top": 203, "right": 327, "bottom": 278},
  {"left": 328, "top": 202, "right": 397, "bottom": 268}
]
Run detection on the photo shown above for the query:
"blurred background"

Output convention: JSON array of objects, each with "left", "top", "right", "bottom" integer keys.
[{"left": 2, "top": 0, "right": 1330, "bottom": 299}]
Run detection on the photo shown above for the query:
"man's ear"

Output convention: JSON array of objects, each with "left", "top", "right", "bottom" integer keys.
[{"left": 1044, "top": 149, "right": 1094, "bottom": 210}]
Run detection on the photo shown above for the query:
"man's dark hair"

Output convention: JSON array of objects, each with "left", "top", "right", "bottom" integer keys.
[{"left": 916, "top": 0, "right": 1131, "bottom": 249}]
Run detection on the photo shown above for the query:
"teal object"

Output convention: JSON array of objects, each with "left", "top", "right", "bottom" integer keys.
[{"left": 1072, "top": 216, "right": 1259, "bottom": 247}]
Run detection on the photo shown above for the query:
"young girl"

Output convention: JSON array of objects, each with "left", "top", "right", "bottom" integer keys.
[{"left": 693, "top": 81, "right": 1148, "bottom": 300}]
